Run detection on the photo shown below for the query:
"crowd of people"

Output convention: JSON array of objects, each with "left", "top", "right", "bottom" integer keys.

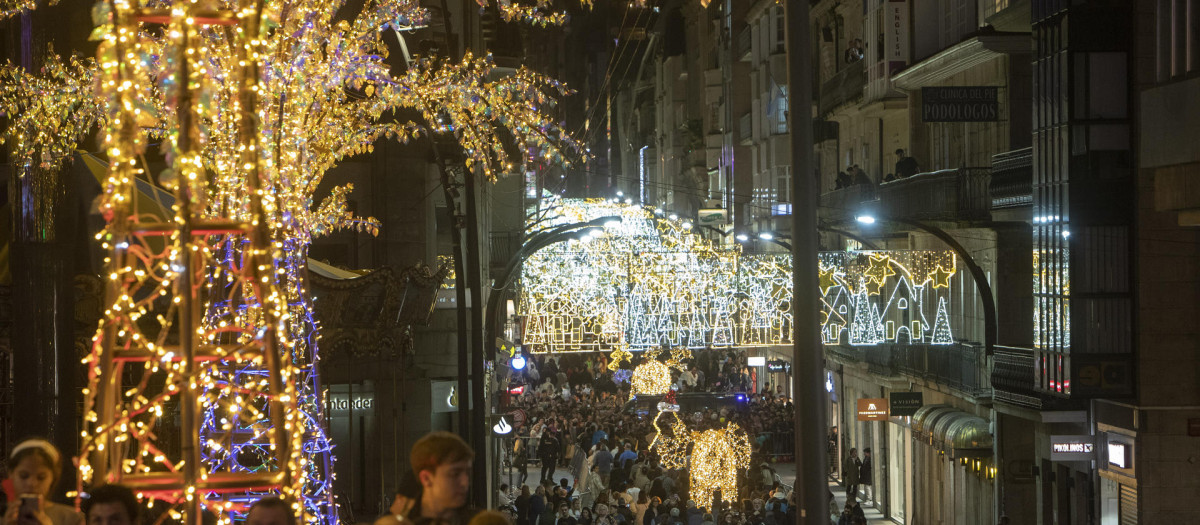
[{"left": 492, "top": 350, "right": 807, "bottom": 525}]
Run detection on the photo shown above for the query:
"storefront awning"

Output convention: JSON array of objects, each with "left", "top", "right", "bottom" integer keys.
[
  {"left": 944, "top": 416, "right": 993, "bottom": 451},
  {"left": 911, "top": 405, "right": 954, "bottom": 436}
]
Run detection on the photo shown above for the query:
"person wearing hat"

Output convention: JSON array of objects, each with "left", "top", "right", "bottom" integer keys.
[{"left": 2, "top": 439, "right": 82, "bottom": 525}]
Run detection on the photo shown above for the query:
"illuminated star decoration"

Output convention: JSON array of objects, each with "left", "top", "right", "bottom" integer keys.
[
  {"left": 818, "top": 266, "right": 838, "bottom": 295},
  {"left": 928, "top": 265, "right": 954, "bottom": 289},
  {"left": 864, "top": 254, "right": 896, "bottom": 285}
]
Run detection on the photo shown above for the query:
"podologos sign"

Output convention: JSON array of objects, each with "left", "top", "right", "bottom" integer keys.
[{"left": 857, "top": 398, "right": 889, "bottom": 421}]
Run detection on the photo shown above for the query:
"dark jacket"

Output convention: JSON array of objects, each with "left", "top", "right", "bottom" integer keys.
[
  {"left": 516, "top": 495, "right": 532, "bottom": 525},
  {"left": 842, "top": 456, "right": 861, "bottom": 485},
  {"left": 530, "top": 495, "right": 546, "bottom": 525},
  {"left": 860, "top": 456, "right": 873, "bottom": 485}
]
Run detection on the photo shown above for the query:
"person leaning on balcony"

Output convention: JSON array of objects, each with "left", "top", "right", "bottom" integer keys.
[
  {"left": 895, "top": 149, "right": 919, "bottom": 178},
  {"left": 835, "top": 171, "right": 852, "bottom": 189}
]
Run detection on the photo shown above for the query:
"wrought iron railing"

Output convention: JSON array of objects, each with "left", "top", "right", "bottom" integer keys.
[
  {"left": 877, "top": 167, "right": 992, "bottom": 221},
  {"left": 818, "top": 60, "right": 865, "bottom": 117},
  {"left": 992, "top": 345, "right": 1042, "bottom": 408},
  {"left": 835, "top": 342, "right": 991, "bottom": 397}
]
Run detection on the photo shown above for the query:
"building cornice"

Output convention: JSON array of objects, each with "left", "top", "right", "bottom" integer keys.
[
  {"left": 892, "top": 35, "right": 1031, "bottom": 91},
  {"left": 746, "top": 0, "right": 780, "bottom": 21}
]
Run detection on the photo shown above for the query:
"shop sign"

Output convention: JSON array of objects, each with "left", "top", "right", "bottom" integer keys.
[
  {"left": 921, "top": 87, "right": 999, "bottom": 122},
  {"left": 1107, "top": 441, "right": 1130, "bottom": 469},
  {"left": 1050, "top": 435, "right": 1095, "bottom": 461},
  {"left": 698, "top": 209, "right": 729, "bottom": 226},
  {"left": 327, "top": 393, "right": 374, "bottom": 413},
  {"left": 857, "top": 398, "right": 889, "bottom": 421},
  {"left": 747, "top": 356, "right": 766, "bottom": 366},
  {"left": 492, "top": 415, "right": 514, "bottom": 435},
  {"left": 766, "top": 360, "right": 791, "bottom": 373},
  {"left": 889, "top": 391, "right": 923, "bottom": 417},
  {"left": 431, "top": 381, "right": 471, "bottom": 413},
  {"left": 884, "top": 0, "right": 910, "bottom": 69}
]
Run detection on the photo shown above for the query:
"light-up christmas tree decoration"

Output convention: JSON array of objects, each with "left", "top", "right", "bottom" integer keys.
[
  {"left": 848, "top": 287, "right": 884, "bottom": 345},
  {"left": 931, "top": 296, "right": 955, "bottom": 344}
]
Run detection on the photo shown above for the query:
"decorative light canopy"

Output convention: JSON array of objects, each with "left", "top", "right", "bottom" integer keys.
[{"left": 517, "top": 199, "right": 962, "bottom": 352}]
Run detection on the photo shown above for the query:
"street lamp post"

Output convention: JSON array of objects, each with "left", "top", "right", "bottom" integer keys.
[
  {"left": 854, "top": 212, "right": 998, "bottom": 355},
  {"left": 477, "top": 215, "right": 621, "bottom": 506},
  {"left": 784, "top": 0, "right": 829, "bottom": 523}
]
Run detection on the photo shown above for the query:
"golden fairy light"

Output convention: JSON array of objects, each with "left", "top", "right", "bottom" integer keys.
[
  {"left": 630, "top": 360, "right": 672, "bottom": 397},
  {"left": 4, "top": 0, "right": 587, "bottom": 523},
  {"left": 689, "top": 422, "right": 752, "bottom": 510},
  {"left": 648, "top": 410, "right": 689, "bottom": 470}
]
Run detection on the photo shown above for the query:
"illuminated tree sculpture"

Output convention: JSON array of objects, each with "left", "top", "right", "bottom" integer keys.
[
  {"left": 689, "top": 422, "right": 752, "bottom": 510},
  {"left": 2, "top": 0, "right": 584, "bottom": 523}
]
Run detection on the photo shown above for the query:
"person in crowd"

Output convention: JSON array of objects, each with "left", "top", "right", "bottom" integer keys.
[
  {"left": 498, "top": 485, "right": 513, "bottom": 509},
  {"left": 515, "top": 446, "right": 530, "bottom": 487},
  {"left": 530, "top": 486, "right": 547, "bottom": 525},
  {"left": 553, "top": 504, "right": 576, "bottom": 525},
  {"left": 538, "top": 433, "right": 560, "bottom": 484},
  {"left": 80, "top": 484, "right": 137, "bottom": 525},
  {"left": 617, "top": 446, "right": 637, "bottom": 472},
  {"left": 584, "top": 464, "right": 607, "bottom": 510},
  {"left": 592, "top": 505, "right": 616, "bottom": 525},
  {"left": 592, "top": 442, "right": 613, "bottom": 482},
  {"left": 382, "top": 432, "right": 477, "bottom": 525},
  {"left": 515, "top": 486, "right": 532, "bottom": 525},
  {"left": 2, "top": 439, "right": 82, "bottom": 525},
  {"left": 247, "top": 497, "right": 295, "bottom": 525},
  {"left": 756, "top": 463, "right": 774, "bottom": 492},
  {"left": 859, "top": 449, "right": 873, "bottom": 503},
  {"left": 577, "top": 509, "right": 593, "bottom": 525},
  {"left": 841, "top": 448, "right": 861, "bottom": 501},
  {"left": 569, "top": 500, "right": 583, "bottom": 519},
  {"left": 894, "top": 149, "right": 919, "bottom": 178}
]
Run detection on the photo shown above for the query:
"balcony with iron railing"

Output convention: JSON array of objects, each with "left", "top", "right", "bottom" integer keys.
[
  {"left": 818, "top": 60, "right": 865, "bottom": 117},
  {"left": 990, "top": 147, "right": 1032, "bottom": 209},
  {"left": 854, "top": 342, "right": 991, "bottom": 399},
  {"left": 818, "top": 167, "right": 991, "bottom": 223},
  {"left": 992, "top": 345, "right": 1041, "bottom": 408}
]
